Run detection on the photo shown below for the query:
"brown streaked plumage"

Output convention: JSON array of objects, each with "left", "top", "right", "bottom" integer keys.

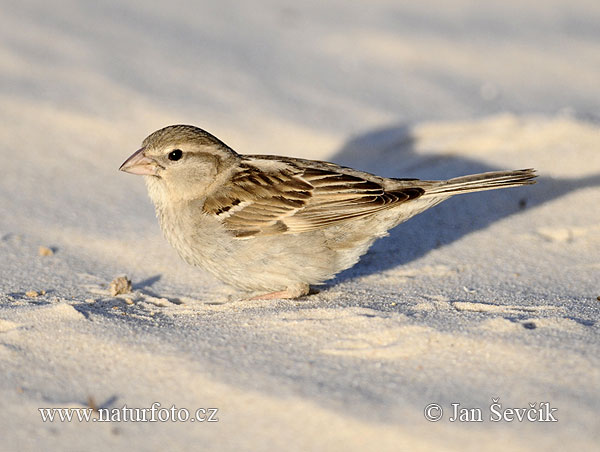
[
  {"left": 120, "top": 124, "right": 536, "bottom": 299},
  {"left": 203, "top": 161, "right": 425, "bottom": 238}
]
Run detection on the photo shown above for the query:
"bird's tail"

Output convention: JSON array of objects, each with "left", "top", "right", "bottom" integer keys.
[{"left": 422, "top": 169, "right": 537, "bottom": 196}]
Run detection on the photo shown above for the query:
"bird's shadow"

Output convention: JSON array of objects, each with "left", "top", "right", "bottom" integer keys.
[
  {"left": 132, "top": 274, "right": 162, "bottom": 291},
  {"left": 325, "top": 124, "right": 600, "bottom": 284}
]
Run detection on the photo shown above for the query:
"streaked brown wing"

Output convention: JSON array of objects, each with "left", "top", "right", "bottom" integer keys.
[{"left": 202, "top": 161, "right": 423, "bottom": 238}]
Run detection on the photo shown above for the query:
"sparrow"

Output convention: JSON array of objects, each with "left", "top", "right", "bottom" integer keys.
[{"left": 120, "top": 125, "right": 536, "bottom": 299}]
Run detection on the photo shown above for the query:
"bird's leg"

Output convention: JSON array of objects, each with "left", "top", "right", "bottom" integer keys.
[{"left": 249, "top": 283, "right": 310, "bottom": 300}]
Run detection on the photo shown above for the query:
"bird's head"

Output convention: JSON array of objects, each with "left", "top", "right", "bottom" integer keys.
[{"left": 120, "top": 124, "right": 239, "bottom": 202}]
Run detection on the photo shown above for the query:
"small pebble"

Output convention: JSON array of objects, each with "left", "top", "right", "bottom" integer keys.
[
  {"left": 109, "top": 276, "right": 132, "bottom": 296},
  {"left": 38, "top": 246, "right": 54, "bottom": 256},
  {"left": 87, "top": 396, "right": 99, "bottom": 412}
]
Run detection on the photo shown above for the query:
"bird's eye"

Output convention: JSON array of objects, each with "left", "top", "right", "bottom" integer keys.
[{"left": 168, "top": 149, "right": 183, "bottom": 161}]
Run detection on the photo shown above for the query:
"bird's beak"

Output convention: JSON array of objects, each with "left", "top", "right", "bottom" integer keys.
[{"left": 119, "top": 147, "right": 158, "bottom": 176}]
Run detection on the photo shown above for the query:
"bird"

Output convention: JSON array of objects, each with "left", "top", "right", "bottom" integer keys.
[{"left": 120, "top": 124, "right": 536, "bottom": 299}]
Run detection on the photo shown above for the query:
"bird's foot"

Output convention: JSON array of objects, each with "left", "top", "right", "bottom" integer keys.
[{"left": 249, "top": 283, "right": 310, "bottom": 300}]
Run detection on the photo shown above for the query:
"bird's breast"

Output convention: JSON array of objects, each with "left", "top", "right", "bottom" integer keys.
[{"left": 155, "top": 200, "right": 237, "bottom": 267}]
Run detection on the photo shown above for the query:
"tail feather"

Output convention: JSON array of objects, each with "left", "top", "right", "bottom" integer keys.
[{"left": 423, "top": 169, "right": 537, "bottom": 196}]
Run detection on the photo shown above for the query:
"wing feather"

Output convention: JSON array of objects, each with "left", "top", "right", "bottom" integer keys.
[{"left": 202, "top": 159, "right": 423, "bottom": 237}]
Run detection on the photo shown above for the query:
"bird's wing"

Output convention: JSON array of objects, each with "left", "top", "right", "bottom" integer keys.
[{"left": 202, "top": 158, "right": 424, "bottom": 238}]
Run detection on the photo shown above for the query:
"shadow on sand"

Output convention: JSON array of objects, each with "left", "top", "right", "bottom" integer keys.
[{"left": 326, "top": 124, "right": 600, "bottom": 284}]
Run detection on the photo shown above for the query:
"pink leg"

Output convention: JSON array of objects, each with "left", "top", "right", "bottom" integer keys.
[{"left": 249, "top": 284, "right": 310, "bottom": 300}]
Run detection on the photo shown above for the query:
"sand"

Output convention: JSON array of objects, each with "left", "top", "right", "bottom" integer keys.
[{"left": 1, "top": 1, "right": 599, "bottom": 451}]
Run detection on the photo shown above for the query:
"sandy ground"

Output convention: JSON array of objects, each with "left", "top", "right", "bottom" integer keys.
[{"left": 1, "top": 1, "right": 599, "bottom": 451}]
